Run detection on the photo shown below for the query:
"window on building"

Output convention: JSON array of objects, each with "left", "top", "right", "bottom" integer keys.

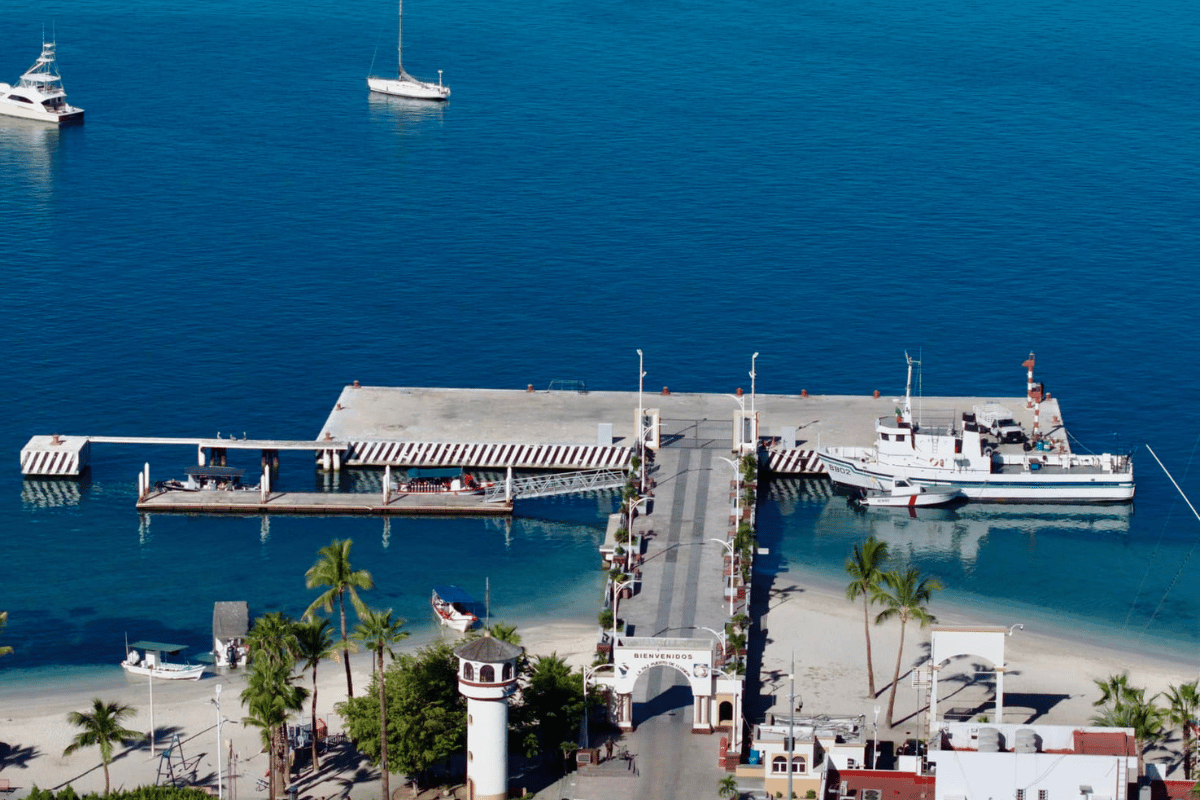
[
  {"left": 503, "top": 662, "right": 513, "bottom": 681},
  {"left": 1037, "top": 791, "right": 1047, "bottom": 800},
  {"left": 791, "top": 756, "right": 806, "bottom": 773},
  {"left": 480, "top": 665, "right": 495, "bottom": 683},
  {"left": 1015, "top": 791, "right": 1024, "bottom": 800},
  {"left": 463, "top": 663, "right": 474, "bottom": 681},
  {"left": 772, "top": 756, "right": 788, "bottom": 774}
]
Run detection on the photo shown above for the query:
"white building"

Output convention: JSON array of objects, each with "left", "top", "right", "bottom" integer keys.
[
  {"left": 928, "top": 722, "right": 1137, "bottom": 800},
  {"left": 454, "top": 633, "right": 523, "bottom": 800}
]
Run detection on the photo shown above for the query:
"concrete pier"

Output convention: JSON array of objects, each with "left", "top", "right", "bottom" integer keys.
[{"left": 134, "top": 489, "right": 510, "bottom": 516}]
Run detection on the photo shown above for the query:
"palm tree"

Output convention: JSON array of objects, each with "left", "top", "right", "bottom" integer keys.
[
  {"left": 63, "top": 699, "right": 141, "bottom": 795},
  {"left": 1161, "top": 681, "right": 1200, "bottom": 780},
  {"left": 845, "top": 537, "right": 890, "bottom": 697},
  {"left": 305, "top": 538, "right": 374, "bottom": 699},
  {"left": 246, "top": 611, "right": 300, "bottom": 668},
  {"left": 717, "top": 774, "right": 740, "bottom": 800},
  {"left": 242, "top": 658, "right": 309, "bottom": 800},
  {"left": 487, "top": 622, "right": 521, "bottom": 645},
  {"left": 355, "top": 608, "right": 410, "bottom": 800},
  {"left": 294, "top": 617, "right": 338, "bottom": 771},
  {"left": 875, "top": 566, "right": 941, "bottom": 727},
  {"left": 1092, "top": 672, "right": 1169, "bottom": 777}
]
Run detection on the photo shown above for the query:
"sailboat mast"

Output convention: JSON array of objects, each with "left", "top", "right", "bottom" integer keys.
[{"left": 397, "top": 0, "right": 404, "bottom": 75}]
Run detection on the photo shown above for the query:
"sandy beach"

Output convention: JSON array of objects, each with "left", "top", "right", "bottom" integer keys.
[
  {"left": 0, "top": 622, "right": 599, "bottom": 799},
  {"left": 756, "top": 569, "right": 1198, "bottom": 778},
  {"left": 2, "top": 581, "right": 1197, "bottom": 798}
]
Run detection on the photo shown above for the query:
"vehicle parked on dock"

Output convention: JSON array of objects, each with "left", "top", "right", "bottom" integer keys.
[{"left": 972, "top": 403, "right": 1025, "bottom": 444}]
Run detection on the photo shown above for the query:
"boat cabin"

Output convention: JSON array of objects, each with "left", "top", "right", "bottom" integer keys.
[{"left": 184, "top": 466, "right": 247, "bottom": 490}]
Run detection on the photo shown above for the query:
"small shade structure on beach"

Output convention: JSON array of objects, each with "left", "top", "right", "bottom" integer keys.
[
  {"left": 212, "top": 601, "right": 249, "bottom": 667},
  {"left": 454, "top": 633, "right": 523, "bottom": 800}
]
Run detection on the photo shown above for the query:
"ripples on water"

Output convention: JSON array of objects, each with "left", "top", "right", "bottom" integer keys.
[{"left": 1, "top": 0, "right": 1198, "bottom": 670}]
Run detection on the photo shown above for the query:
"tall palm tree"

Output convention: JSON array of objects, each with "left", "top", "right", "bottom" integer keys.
[
  {"left": 294, "top": 617, "right": 338, "bottom": 771},
  {"left": 354, "top": 608, "right": 410, "bottom": 800},
  {"left": 305, "top": 538, "right": 374, "bottom": 699},
  {"left": 63, "top": 698, "right": 141, "bottom": 795},
  {"left": 1161, "top": 681, "right": 1200, "bottom": 780},
  {"left": 1091, "top": 681, "right": 1166, "bottom": 777},
  {"left": 875, "top": 566, "right": 941, "bottom": 727},
  {"left": 246, "top": 611, "right": 300, "bottom": 669},
  {"left": 845, "top": 537, "right": 890, "bottom": 697},
  {"left": 242, "top": 658, "right": 309, "bottom": 800}
]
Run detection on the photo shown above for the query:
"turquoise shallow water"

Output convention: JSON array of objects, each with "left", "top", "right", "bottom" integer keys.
[{"left": 1, "top": 0, "right": 1199, "bottom": 680}]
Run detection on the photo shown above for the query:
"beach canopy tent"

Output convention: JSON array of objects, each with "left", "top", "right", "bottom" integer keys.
[
  {"left": 128, "top": 641, "right": 190, "bottom": 654},
  {"left": 184, "top": 466, "right": 245, "bottom": 479},
  {"left": 433, "top": 585, "right": 475, "bottom": 605}
]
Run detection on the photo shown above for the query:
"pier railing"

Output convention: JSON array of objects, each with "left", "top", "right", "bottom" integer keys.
[{"left": 482, "top": 468, "right": 627, "bottom": 503}]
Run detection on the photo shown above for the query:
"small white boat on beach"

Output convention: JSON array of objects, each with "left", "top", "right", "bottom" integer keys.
[
  {"left": 367, "top": 0, "right": 450, "bottom": 100},
  {"left": 854, "top": 479, "right": 963, "bottom": 508},
  {"left": 432, "top": 585, "right": 479, "bottom": 632},
  {"left": 122, "top": 641, "right": 206, "bottom": 681},
  {"left": 0, "top": 40, "right": 84, "bottom": 126}
]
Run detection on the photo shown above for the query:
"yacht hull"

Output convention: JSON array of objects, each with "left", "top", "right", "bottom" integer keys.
[
  {"left": 819, "top": 449, "right": 1135, "bottom": 503},
  {"left": 0, "top": 101, "right": 83, "bottom": 126},
  {"left": 368, "top": 76, "right": 449, "bottom": 101}
]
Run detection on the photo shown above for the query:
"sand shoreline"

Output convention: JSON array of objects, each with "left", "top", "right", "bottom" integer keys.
[{"left": 3, "top": 569, "right": 1197, "bottom": 796}]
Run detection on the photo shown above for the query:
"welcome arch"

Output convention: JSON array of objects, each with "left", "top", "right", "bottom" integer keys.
[
  {"left": 588, "top": 637, "right": 745, "bottom": 750},
  {"left": 926, "top": 626, "right": 1009, "bottom": 740}
]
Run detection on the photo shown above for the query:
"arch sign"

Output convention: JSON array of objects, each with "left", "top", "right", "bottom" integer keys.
[{"left": 612, "top": 636, "right": 714, "bottom": 696}]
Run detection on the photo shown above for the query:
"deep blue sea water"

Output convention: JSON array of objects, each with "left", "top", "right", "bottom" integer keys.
[{"left": 1, "top": 0, "right": 1199, "bottom": 680}]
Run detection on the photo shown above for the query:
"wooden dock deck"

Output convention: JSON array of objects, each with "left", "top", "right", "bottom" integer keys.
[{"left": 135, "top": 489, "right": 511, "bottom": 516}]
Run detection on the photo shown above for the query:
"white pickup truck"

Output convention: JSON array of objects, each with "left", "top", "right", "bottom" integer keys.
[{"left": 972, "top": 403, "right": 1025, "bottom": 444}]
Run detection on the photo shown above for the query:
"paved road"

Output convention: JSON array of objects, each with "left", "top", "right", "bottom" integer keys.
[{"left": 566, "top": 444, "right": 736, "bottom": 800}]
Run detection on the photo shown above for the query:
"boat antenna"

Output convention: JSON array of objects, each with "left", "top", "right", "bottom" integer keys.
[{"left": 368, "top": 46, "right": 379, "bottom": 79}]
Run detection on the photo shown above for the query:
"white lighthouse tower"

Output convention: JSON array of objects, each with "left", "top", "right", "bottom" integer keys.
[{"left": 454, "top": 632, "right": 523, "bottom": 800}]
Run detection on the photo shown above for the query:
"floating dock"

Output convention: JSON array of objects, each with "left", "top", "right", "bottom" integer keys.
[{"left": 134, "top": 488, "right": 510, "bottom": 516}]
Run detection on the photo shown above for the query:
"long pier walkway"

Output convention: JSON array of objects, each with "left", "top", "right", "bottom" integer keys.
[{"left": 571, "top": 444, "right": 736, "bottom": 799}]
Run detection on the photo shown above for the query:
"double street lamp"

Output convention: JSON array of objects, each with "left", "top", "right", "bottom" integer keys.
[
  {"left": 709, "top": 537, "right": 736, "bottom": 616},
  {"left": 611, "top": 576, "right": 637, "bottom": 648}
]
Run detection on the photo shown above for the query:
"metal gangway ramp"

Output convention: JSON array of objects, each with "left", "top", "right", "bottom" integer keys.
[{"left": 482, "top": 467, "right": 626, "bottom": 503}]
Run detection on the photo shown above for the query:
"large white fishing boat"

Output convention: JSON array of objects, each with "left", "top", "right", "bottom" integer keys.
[
  {"left": 818, "top": 355, "right": 1135, "bottom": 503},
  {"left": 0, "top": 40, "right": 84, "bottom": 126},
  {"left": 367, "top": 0, "right": 450, "bottom": 101}
]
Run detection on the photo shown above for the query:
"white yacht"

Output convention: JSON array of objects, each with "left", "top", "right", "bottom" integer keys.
[
  {"left": 0, "top": 40, "right": 84, "bottom": 126},
  {"left": 818, "top": 355, "right": 1135, "bottom": 503},
  {"left": 367, "top": 0, "right": 450, "bottom": 101}
]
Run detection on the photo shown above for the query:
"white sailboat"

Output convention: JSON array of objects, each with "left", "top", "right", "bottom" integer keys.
[{"left": 367, "top": 0, "right": 450, "bottom": 101}]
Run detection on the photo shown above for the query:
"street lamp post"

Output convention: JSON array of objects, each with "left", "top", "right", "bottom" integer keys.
[
  {"left": 611, "top": 576, "right": 637, "bottom": 649},
  {"left": 636, "top": 348, "right": 647, "bottom": 491},
  {"left": 709, "top": 537, "right": 736, "bottom": 616},
  {"left": 716, "top": 455, "right": 741, "bottom": 528},
  {"left": 696, "top": 625, "right": 728, "bottom": 664},
  {"left": 787, "top": 654, "right": 795, "bottom": 800},
  {"left": 214, "top": 684, "right": 225, "bottom": 800},
  {"left": 750, "top": 351, "right": 759, "bottom": 423},
  {"left": 873, "top": 704, "right": 881, "bottom": 769},
  {"left": 625, "top": 494, "right": 651, "bottom": 536}
]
